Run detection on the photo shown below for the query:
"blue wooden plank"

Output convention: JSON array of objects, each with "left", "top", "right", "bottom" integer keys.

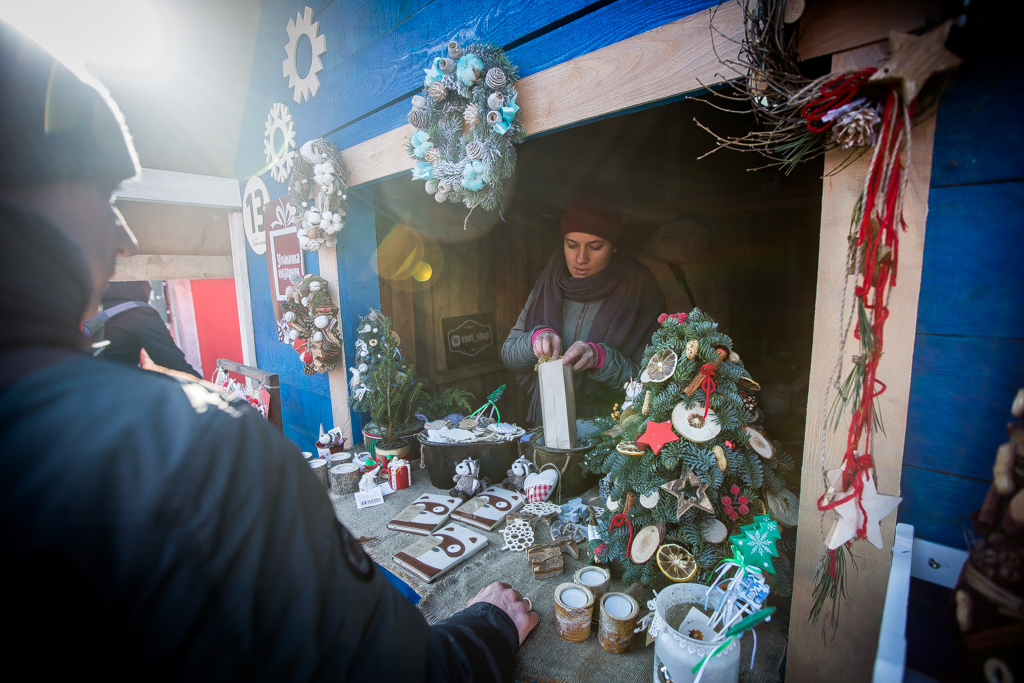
[
  {"left": 292, "top": 0, "right": 597, "bottom": 137},
  {"left": 929, "top": 45, "right": 1024, "bottom": 188},
  {"left": 905, "top": 334, "right": 1024, "bottom": 481},
  {"left": 917, "top": 182, "right": 1024, "bottom": 338},
  {"left": 333, "top": 185, "right": 382, "bottom": 442},
  {"left": 299, "top": 0, "right": 720, "bottom": 138},
  {"left": 897, "top": 465, "right": 988, "bottom": 549}
]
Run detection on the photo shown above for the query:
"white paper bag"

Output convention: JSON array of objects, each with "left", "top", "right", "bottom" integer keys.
[{"left": 537, "top": 360, "right": 576, "bottom": 449}]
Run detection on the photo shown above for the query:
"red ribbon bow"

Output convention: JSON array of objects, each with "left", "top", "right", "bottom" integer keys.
[{"left": 700, "top": 364, "right": 717, "bottom": 419}]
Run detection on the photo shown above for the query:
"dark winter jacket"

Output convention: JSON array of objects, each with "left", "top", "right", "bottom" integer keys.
[
  {"left": 100, "top": 281, "right": 201, "bottom": 377},
  {"left": 0, "top": 199, "right": 519, "bottom": 681}
]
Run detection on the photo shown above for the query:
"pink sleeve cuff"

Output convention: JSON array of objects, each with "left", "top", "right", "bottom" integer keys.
[
  {"left": 588, "top": 342, "right": 606, "bottom": 370},
  {"left": 531, "top": 328, "right": 556, "bottom": 345}
]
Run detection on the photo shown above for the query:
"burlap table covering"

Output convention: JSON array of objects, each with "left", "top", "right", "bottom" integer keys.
[{"left": 329, "top": 469, "right": 784, "bottom": 683}]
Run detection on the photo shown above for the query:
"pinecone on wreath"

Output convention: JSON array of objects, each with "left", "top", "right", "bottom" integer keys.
[
  {"left": 428, "top": 81, "right": 446, "bottom": 102},
  {"left": 424, "top": 147, "right": 441, "bottom": 164},
  {"left": 831, "top": 104, "right": 881, "bottom": 149},
  {"left": 463, "top": 103, "right": 481, "bottom": 127}
]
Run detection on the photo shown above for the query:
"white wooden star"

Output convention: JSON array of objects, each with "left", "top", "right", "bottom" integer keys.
[{"left": 825, "top": 469, "right": 902, "bottom": 549}]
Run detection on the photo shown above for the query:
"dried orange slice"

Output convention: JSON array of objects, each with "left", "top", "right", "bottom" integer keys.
[
  {"left": 645, "top": 350, "right": 678, "bottom": 383},
  {"left": 616, "top": 440, "right": 645, "bottom": 456},
  {"left": 656, "top": 543, "right": 697, "bottom": 582}
]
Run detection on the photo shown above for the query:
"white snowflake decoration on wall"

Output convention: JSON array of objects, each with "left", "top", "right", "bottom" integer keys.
[
  {"left": 264, "top": 102, "right": 296, "bottom": 183},
  {"left": 283, "top": 6, "right": 327, "bottom": 104}
]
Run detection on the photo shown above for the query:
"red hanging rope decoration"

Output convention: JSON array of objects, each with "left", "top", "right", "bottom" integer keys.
[
  {"left": 699, "top": 364, "right": 718, "bottom": 419},
  {"left": 801, "top": 68, "right": 878, "bottom": 133},
  {"left": 818, "top": 88, "right": 913, "bottom": 543}
]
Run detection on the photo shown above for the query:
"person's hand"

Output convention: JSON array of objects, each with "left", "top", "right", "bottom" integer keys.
[
  {"left": 467, "top": 581, "right": 539, "bottom": 645},
  {"left": 532, "top": 330, "right": 562, "bottom": 360},
  {"left": 561, "top": 341, "right": 597, "bottom": 371}
]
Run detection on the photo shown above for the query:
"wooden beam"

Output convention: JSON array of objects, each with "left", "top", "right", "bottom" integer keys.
[
  {"left": 798, "top": 0, "right": 941, "bottom": 60},
  {"left": 111, "top": 254, "right": 233, "bottom": 281},
  {"left": 786, "top": 42, "right": 937, "bottom": 681},
  {"left": 341, "top": 2, "right": 744, "bottom": 187},
  {"left": 228, "top": 211, "right": 257, "bottom": 367},
  {"left": 115, "top": 168, "right": 241, "bottom": 208},
  {"left": 316, "top": 246, "right": 354, "bottom": 446}
]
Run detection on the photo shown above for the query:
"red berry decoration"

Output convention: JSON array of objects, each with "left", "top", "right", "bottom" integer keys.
[
  {"left": 724, "top": 505, "right": 734, "bottom": 515},
  {"left": 739, "top": 496, "right": 748, "bottom": 505},
  {"left": 730, "top": 485, "right": 740, "bottom": 495},
  {"left": 722, "top": 496, "right": 732, "bottom": 505},
  {"left": 728, "top": 512, "right": 739, "bottom": 521},
  {"left": 658, "top": 313, "right": 668, "bottom": 323},
  {"left": 739, "top": 505, "right": 749, "bottom": 515},
  {"left": 724, "top": 441, "right": 734, "bottom": 449}
]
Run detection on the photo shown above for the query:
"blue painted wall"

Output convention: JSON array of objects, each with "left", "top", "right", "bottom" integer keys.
[
  {"left": 232, "top": 0, "right": 719, "bottom": 447},
  {"left": 899, "top": 46, "right": 1024, "bottom": 548}
]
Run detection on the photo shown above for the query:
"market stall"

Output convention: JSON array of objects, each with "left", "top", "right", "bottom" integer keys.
[{"left": 230, "top": 1, "right": 1024, "bottom": 680}]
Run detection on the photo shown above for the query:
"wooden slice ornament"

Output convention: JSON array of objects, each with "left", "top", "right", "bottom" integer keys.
[
  {"left": 671, "top": 403, "right": 722, "bottom": 442},
  {"left": 607, "top": 496, "right": 620, "bottom": 512},
  {"left": 767, "top": 488, "right": 800, "bottom": 527},
  {"left": 713, "top": 445, "right": 728, "bottom": 472},
  {"left": 743, "top": 426, "right": 775, "bottom": 459},
  {"left": 639, "top": 489, "right": 660, "bottom": 509},
  {"left": 645, "top": 350, "right": 678, "bottom": 383},
  {"left": 630, "top": 524, "right": 665, "bottom": 564},
  {"left": 702, "top": 517, "right": 728, "bottom": 544},
  {"left": 656, "top": 543, "right": 697, "bottom": 582}
]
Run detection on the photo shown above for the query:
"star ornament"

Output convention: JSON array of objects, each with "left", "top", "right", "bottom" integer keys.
[
  {"left": 660, "top": 466, "right": 714, "bottom": 519},
  {"left": 635, "top": 419, "right": 679, "bottom": 455},
  {"left": 869, "top": 20, "right": 963, "bottom": 102},
  {"left": 824, "top": 468, "right": 902, "bottom": 550}
]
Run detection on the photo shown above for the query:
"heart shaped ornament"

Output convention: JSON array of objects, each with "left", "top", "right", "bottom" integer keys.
[{"left": 524, "top": 469, "right": 558, "bottom": 503}]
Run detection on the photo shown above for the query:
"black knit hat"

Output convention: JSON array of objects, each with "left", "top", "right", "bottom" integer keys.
[{"left": 0, "top": 20, "right": 140, "bottom": 187}]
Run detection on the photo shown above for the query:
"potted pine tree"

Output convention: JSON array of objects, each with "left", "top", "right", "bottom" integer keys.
[{"left": 360, "top": 315, "right": 424, "bottom": 461}]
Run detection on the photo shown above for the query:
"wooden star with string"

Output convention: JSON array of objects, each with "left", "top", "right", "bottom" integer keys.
[
  {"left": 635, "top": 419, "right": 679, "bottom": 455},
  {"left": 660, "top": 466, "right": 714, "bottom": 519},
  {"left": 869, "top": 19, "right": 963, "bottom": 102},
  {"left": 824, "top": 468, "right": 902, "bottom": 550}
]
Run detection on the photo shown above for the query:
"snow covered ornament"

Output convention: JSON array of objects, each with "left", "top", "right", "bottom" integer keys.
[
  {"left": 404, "top": 41, "right": 525, "bottom": 223},
  {"left": 287, "top": 138, "right": 349, "bottom": 252}
]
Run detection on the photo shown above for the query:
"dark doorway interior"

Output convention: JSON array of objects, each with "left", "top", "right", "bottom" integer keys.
[{"left": 373, "top": 96, "right": 823, "bottom": 473}]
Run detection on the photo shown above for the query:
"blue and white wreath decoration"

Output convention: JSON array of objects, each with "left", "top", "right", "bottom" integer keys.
[{"left": 406, "top": 40, "right": 525, "bottom": 215}]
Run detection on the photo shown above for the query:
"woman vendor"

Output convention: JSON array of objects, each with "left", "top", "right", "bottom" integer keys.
[{"left": 502, "top": 187, "right": 665, "bottom": 420}]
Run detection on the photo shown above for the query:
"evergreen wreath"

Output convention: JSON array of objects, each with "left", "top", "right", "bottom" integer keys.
[
  {"left": 280, "top": 274, "right": 343, "bottom": 375},
  {"left": 289, "top": 138, "right": 349, "bottom": 252},
  {"left": 405, "top": 40, "right": 525, "bottom": 221}
]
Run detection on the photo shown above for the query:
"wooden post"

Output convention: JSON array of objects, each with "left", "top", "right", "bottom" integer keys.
[
  {"left": 786, "top": 42, "right": 937, "bottom": 681},
  {"left": 317, "top": 246, "right": 354, "bottom": 446},
  {"left": 228, "top": 211, "right": 257, "bottom": 368}
]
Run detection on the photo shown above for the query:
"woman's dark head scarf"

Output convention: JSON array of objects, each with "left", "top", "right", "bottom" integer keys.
[{"left": 518, "top": 248, "right": 664, "bottom": 421}]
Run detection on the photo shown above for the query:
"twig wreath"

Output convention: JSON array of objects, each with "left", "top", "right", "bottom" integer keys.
[
  {"left": 406, "top": 40, "right": 526, "bottom": 226},
  {"left": 280, "top": 274, "right": 343, "bottom": 375},
  {"left": 289, "top": 138, "right": 349, "bottom": 251}
]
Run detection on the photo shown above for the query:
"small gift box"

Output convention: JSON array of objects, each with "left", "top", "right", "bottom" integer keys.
[{"left": 388, "top": 457, "right": 411, "bottom": 490}]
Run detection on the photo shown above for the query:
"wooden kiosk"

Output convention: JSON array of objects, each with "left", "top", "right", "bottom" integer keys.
[{"left": 228, "top": 1, "right": 1024, "bottom": 680}]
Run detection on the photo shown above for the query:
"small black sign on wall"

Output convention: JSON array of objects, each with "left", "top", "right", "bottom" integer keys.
[{"left": 442, "top": 312, "right": 498, "bottom": 369}]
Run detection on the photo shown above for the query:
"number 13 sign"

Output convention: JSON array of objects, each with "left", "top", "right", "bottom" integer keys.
[{"left": 241, "top": 176, "right": 269, "bottom": 255}]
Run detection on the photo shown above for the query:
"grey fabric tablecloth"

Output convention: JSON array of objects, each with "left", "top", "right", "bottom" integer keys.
[{"left": 329, "top": 467, "right": 784, "bottom": 683}]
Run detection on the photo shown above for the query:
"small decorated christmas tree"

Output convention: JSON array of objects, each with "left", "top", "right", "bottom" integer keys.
[
  {"left": 360, "top": 315, "right": 424, "bottom": 449},
  {"left": 349, "top": 310, "right": 401, "bottom": 412},
  {"left": 583, "top": 308, "right": 797, "bottom": 593}
]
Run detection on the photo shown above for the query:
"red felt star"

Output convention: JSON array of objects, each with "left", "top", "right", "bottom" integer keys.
[{"left": 635, "top": 420, "right": 679, "bottom": 455}]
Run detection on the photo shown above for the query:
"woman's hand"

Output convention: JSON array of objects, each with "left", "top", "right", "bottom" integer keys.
[
  {"left": 467, "top": 581, "right": 539, "bottom": 645},
  {"left": 561, "top": 341, "right": 598, "bottom": 371},
  {"left": 532, "top": 330, "right": 562, "bottom": 360}
]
